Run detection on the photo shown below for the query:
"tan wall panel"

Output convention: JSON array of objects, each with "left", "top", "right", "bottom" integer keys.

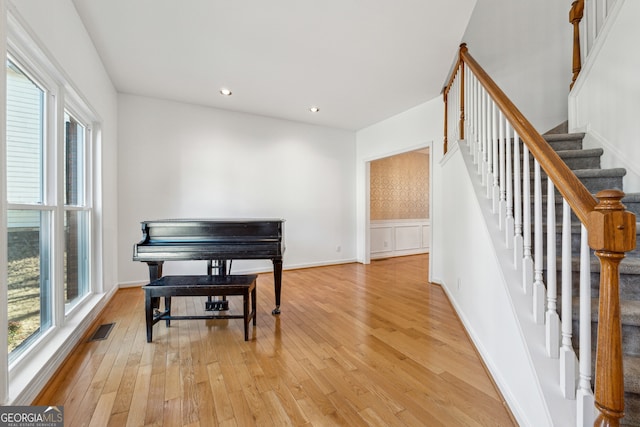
[{"left": 370, "top": 150, "right": 429, "bottom": 220}]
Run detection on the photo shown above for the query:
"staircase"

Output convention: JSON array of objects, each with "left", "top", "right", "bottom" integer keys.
[{"left": 539, "top": 129, "right": 640, "bottom": 426}]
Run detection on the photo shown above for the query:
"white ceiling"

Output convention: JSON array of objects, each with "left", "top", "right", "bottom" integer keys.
[{"left": 71, "top": 0, "right": 476, "bottom": 131}]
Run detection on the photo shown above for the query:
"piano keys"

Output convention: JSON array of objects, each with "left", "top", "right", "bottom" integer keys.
[{"left": 133, "top": 218, "right": 285, "bottom": 314}]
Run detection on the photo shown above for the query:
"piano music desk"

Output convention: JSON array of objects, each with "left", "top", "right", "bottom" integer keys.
[{"left": 142, "top": 274, "right": 257, "bottom": 342}]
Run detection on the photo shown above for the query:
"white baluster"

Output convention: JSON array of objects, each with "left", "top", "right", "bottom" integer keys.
[
  {"left": 483, "top": 90, "right": 489, "bottom": 181},
  {"left": 452, "top": 77, "right": 458, "bottom": 141},
  {"left": 479, "top": 88, "right": 485, "bottom": 178},
  {"left": 464, "top": 68, "right": 476, "bottom": 150},
  {"left": 467, "top": 71, "right": 472, "bottom": 151},
  {"left": 522, "top": 145, "right": 533, "bottom": 295},
  {"left": 492, "top": 102, "right": 500, "bottom": 211},
  {"left": 505, "top": 120, "right": 514, "bottom": 249},
  {"left": 533, "top": 160, "right": 545, "bottom": 324},
  {"left": 471, "top": 73, "right": 477, "bottom": 154},
  {"left": 498, "top": 110, "right": 506, "bottom": 229},
  {"left": 546, "top": 178, "right": 560, "bottom": 357},
  {"left": 576, "top": 225, "right": 595, "bottom": 426},
  {"left": 560, "top": 199, "right": 577, "bottom": 398},
  {"left": 486, "top": 96, "right": 494, "bottom": 198},
  {"left": 456, "top": 74, "right": 464, "bottom": 140},
  {"left": 473, "top": 75, "right": 479, "bottom": 159},
  {"left": 449, "top": 78, "right": 454, "bottom": 141},
  {"left": 589, "top": 0, "right": 597, "bottom": 58},
  {"left": 513, "top": 129, "right": 523, "bottom": 267}
]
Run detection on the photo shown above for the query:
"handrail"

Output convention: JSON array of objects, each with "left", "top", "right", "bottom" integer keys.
[
  {"left": 443, "top": 43, "right": 635, "bottom": 426},
  {"left": 459, "top": 44, "right": 596, "bottom": 225}
]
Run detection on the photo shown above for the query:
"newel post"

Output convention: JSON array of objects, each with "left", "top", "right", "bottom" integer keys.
[
  {"left": 570, "top": 0, "right": 584, "bottom": 89},
  {"left": 588, "top": 190, "right": 636, "bottom": 426}
]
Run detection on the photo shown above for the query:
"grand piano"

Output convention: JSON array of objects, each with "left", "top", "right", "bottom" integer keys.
[{"left": 133, "top": 218, "right": 285, "bottom": 314}]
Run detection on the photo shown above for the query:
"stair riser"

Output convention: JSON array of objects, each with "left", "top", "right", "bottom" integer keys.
[
  {"left": 622, "top": 393, "right": 640, "bottom": 426},
  {"left": 509, "top": 139, "right": 583, "bottom": 152},
  {"left": 537, "top": 229, "right": 640, "bottom": 259},
  {"left": 539, "top": 199, "right": 639, "bottom": 222},
  {"left": 528, "top": 155, "right": 601, "bottom": 171},
  {"left": 530, "top": 174, "right": 624, "bottom": 194},
  {"left": 544, "top": 140, "right": 583, "bottom": 151},
  {"left": 623, "top": 199, "right": 640, "bottom": 217},
  {"left": 565, "top": 270, "right": 640, "bottom": 302}
]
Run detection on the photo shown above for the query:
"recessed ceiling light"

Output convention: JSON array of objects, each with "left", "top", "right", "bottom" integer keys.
[
  {"left": 309, "top": 106, "right": 320, "bottom": 113},
  {"left": 219, "top": 88, "right": 232, "bottom": 96}
]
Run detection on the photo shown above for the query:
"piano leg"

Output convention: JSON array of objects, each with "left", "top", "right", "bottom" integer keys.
[
  {"left": 145, "top": 290, "right": 153, "bottom": 342},
  {"left": 272, "top": 258, "right": 283, "bottom": 315},
  {"left": 147, "top": 262, "right": 164, "bottom": 310}
]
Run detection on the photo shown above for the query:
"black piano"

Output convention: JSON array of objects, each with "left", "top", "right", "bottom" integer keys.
[{"left": 133, "top": 218, "right": 285, "bottom": 314}]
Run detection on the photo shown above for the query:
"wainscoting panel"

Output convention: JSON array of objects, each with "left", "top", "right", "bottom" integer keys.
[{"left": 370, "top": 219, "right": 430, "bottom": 259}]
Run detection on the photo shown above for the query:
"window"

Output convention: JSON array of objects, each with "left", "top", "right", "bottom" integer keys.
[
  {"left": 64, "top": 112, "right": 91, "bottom": 311},
  {"left": 6, "top": 55, "right": 93, "bottom": 360},
  {"left": 6, "top": 58, "right": 51, "bottom": 356}
]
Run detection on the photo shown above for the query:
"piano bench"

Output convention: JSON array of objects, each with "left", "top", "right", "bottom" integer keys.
[{"left": 142, "top": 274, "right": 257, "bottom": 342}]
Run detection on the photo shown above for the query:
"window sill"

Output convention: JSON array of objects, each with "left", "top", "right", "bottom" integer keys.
[{"left": 8, "top": 289, "right": 116, "bottom": 405}]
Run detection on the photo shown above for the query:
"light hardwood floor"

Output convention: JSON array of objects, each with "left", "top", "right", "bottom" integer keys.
[{"left": 34, "top": 254, "right": 516, "bottom": 426}]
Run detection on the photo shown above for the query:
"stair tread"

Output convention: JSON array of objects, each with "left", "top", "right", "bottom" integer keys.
[
  {"left": 555, "top": 148, "right": 603, "bottom": 158},
  {"left": 569, "top": 168, "right": 626, "bottom": 177},
  {"left": 542, "top": 133, "right": 585, "bottom": 142}
]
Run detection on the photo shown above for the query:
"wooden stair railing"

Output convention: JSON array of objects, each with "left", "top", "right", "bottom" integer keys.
[{"left": 443, "top": 43, "right": 636, "bottom": 426}]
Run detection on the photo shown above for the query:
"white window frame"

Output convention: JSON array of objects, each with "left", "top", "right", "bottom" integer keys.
[
  {"left": 61, "top": 107, "right": 93, "bottom": 315},
  {"left": 2, "top": 5, "right": 102, "bottom": 404}
]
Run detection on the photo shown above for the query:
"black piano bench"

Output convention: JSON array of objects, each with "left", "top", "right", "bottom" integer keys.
[{"left": 142, "top": 274, "right": 257, "bottom": 342}]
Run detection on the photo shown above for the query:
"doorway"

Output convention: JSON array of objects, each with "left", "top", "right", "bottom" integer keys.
[{"left": 365, "top": 145, "right": 431, "bottom": 262}]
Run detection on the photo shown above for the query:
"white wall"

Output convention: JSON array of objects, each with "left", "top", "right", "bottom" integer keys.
[
  {"left": 570, "top": 0, "right": 640, "bottom": 191},
  {"left": 118, "top": 94, "right": 357, "bottom": 285},
  {"left": 438, "top": 143, "right": 555, "bottom": 426},
  {"left": 462, "top": 0, "right": 572, "bottom": 133},
  {"left": 355, "top": 97, "right": 443, "bottom": 263}
]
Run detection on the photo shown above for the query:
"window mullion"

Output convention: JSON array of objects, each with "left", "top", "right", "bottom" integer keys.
[{"left": 52, "top": 87, "right": 64, "bottom": 328}]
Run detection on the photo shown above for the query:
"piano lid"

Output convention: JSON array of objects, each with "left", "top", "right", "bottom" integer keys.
[
  {"left": 133, "top": 218, "right": 285, "bottom": 261},
  {"left": 140, "top": 218, "right": 284, "bottom": 226}
]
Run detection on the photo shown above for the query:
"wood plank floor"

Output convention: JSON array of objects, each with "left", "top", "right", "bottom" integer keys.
[{"left": 34, "top": 254, "right": 516, "bottom": 426}]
